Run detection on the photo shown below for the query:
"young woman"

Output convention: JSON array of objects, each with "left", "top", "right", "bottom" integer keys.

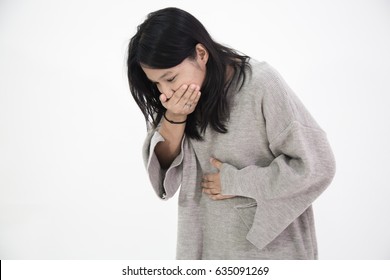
[{"left": 127, "top": 7, "right": 336, "bottom": 259}]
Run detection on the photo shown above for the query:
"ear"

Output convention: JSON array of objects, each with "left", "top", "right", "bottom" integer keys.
[{"left": 195, "top": 43, "right": 209, "bottom": 68}]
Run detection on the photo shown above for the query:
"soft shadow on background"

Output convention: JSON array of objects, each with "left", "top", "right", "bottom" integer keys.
[{"left": 1, "top": 0, "right": 389, "bottom": 259}]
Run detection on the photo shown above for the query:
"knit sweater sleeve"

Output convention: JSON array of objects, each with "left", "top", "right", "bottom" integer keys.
[
  {"left": 142, "top": 122, "right": 186, "bottom": 200},
  {"left": 219, "top": 63, "right": 336, "bottom": 250}
]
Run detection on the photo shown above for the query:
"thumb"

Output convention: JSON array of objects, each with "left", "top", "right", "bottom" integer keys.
[{"left": 210, "top": 157, "right": 223, "bottom": 170}]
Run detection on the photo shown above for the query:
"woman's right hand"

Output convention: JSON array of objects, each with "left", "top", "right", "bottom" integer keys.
[
  {"left": 155, "top": 84, "right": 201, "bottom": 168},
  {"left": 160, "top": 84, "right": 201, "bottom": 121}
]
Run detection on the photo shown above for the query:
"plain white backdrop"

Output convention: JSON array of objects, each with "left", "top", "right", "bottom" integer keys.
[{"left": 0, "top": 0, "right": 389, "bottom": 259}]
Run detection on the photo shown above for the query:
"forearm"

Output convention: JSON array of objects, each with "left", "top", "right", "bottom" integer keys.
[
  {"left": 153, "top": 83, "right": 201, "bottom": 169},
  {"left": 155, "top": 111, "right": 187, "bottom": 169}
]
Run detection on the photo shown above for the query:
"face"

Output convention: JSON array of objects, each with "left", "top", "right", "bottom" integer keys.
[{"left": 141, "top": 44, "right": 208, "bottom": 99}]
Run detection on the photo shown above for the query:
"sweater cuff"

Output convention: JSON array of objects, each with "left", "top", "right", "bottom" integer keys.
[
  {"left": 220, "top": 163, "right": 257, "bottom": 199},
  {"left": 146, "top": 131, "right": 185, "bottom": 200}
]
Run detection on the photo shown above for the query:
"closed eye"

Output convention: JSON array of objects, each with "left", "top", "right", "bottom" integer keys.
[{"left": 167, "top": 76, "right": 176, "bottom": 82}]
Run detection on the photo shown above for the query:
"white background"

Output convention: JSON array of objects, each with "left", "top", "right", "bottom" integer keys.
[{"left": 0, "top": 0, "right": 389, "bottom": 259}]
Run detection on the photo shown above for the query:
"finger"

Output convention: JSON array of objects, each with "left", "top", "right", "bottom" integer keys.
[
  {"left": 202, "top": 188, "right": 220, "bottom": 195},
  {"left": 186, "top": 88, "right": 201, "bottom": 108},
  {"left": 201, "top": 179, "right": 218, "bottom": 191},
  {"left": 210, "top": 158, "right": 223, "bottom": 170},
  {"left": 201, "top": 181, "right": 212, "bottom": 189},
  {"left": 202, "top": 174, "right": 211, "bottom": 182},
  {"left": 202, "top": 174, "right": 221, "bottom": 193},
  {"left": 180, "top": 84, "right": 198, "bottom": 107},
  {"left": 202, "top": 174, "right": 218, "bottom": 184},
  {"left": 170, "top": 84, "right": 188, "bottom": 104},
  {"left": 191, "top": 91, "right": 201, "bottom": 106},
  {"left": 201, "top": 179, "right": 221, "bottom": 193},
  {"left": 209, "top": 194, "right": 236, "bottom": 201}
]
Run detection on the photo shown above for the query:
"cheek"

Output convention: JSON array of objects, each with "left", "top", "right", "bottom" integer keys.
[
  {"left": 155, "top": 84, "right": 162, "bottom": 93},
  {"left": 176, "top": 75, "right": 203, "bottom": 88},
  {"left": 172, "top": 82, "right": 182, "bottom": 92},
  {"left": 189, "top": 69, "right": 205, "bottom": 87}
]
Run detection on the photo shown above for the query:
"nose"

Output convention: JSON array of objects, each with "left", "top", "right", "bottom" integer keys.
[{"left": 159, "top": 84, "right": 174, "bottom": 99}]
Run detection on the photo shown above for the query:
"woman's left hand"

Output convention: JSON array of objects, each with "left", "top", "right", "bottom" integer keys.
[{"left": 201, "top": 158, "right": 236, "bottom": 200}]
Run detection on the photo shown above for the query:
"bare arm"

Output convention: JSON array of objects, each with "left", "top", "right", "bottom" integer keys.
[{"left": 155, "top": 84, "right": 201, "bottom": 169}]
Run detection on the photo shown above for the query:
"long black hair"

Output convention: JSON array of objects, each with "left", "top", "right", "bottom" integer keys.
[{"left": 127, "top": 7, "right": 250, "bottom": 140}]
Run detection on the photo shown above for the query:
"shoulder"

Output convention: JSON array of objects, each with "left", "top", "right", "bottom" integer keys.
[
  {"left": 247, "top": 59, "right": 282, "bottom": 87},
  {"left": 230, "top": 59, "right": 291, "bottom": 104},
  {"left": 235, "top": 59, "right": 280, "bottom": 102},
  {"left": 228, "top": 60, "right": 276, "bottom": 115},
  {"left": 243, "top": 59, "right": 294, "bottom": 102}
]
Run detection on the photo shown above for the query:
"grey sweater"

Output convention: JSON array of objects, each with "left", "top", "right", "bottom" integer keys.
[{"left": 142, "top": 60, "right": 336, "bottom": 259}]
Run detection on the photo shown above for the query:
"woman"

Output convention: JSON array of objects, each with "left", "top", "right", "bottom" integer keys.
[{"left": 127, "top": 7, "right": 336, "bottom": 260}]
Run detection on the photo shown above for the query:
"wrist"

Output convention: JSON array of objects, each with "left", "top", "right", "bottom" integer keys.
[{"left": 164, "top": 111, "right": 187, "bottom": 124}]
